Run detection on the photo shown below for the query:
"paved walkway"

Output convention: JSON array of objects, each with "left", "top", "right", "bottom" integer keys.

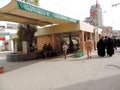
[
  {"left": 0, "top": 51, "right": 41, "bottom": 72},
  {"left": 0, "top": 48, "right": 120, "bottom": 90}
]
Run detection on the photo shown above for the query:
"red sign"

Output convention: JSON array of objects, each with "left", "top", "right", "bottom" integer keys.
[{"left": 0, "top": 37, "right": 5, "bottom": 40}]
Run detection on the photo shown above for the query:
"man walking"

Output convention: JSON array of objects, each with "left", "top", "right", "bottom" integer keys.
[{"left": 85, "top": 37, "right": 93, "bottom": 58}]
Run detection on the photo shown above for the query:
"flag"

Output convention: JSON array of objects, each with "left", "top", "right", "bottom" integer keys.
[
  {"left": 96, "top": 0, "right": 98, "bottom": 8},
  {"left": 90, "top": 10, "right": 96, "bottom": 16}
]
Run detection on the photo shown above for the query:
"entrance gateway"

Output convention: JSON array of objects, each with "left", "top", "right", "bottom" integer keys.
[{"left": 0, "top": 0, "right": 101, "bottom": 54}]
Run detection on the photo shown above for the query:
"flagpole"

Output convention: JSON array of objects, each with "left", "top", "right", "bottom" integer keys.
[{"left": 96, "top": 0, "right": 98, "bottom": 8}]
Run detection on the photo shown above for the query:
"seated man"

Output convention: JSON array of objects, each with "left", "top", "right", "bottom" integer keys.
[
  {"left": 48, "top": 43, "right": 53, "bottom": 57},
  {"left": 42, "top": 44, "right": 49, "bottom": 58}
]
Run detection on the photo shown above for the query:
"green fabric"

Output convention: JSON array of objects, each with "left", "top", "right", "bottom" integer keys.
[{"left": 76, "top": 50, "right": 84, "bottom": 57}]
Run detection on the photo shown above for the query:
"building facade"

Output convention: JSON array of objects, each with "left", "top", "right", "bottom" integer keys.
[
  {"left": 90, "top": 4, "right": 103, "bottom": 28},
  {"left": 0, "top": 22, "right": 18, "bottom": 51},
  {"left": 0, "top": 0, "right": 102, "bottom": 55}
]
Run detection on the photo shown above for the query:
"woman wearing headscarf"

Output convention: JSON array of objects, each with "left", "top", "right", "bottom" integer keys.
[
  {"left": 97, "top": 37, "right": 106, "bottom": 57},
  {"left": 106, "top": 37, "right": 114, "bottom": 57}
]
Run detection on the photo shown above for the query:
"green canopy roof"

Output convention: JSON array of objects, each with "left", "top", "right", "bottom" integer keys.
[
  {"left": 17, "top": 0, "right": 78, "bottom": 23},
  {"left": 0, "top": 0, "right": 79, "bottom": 26}
]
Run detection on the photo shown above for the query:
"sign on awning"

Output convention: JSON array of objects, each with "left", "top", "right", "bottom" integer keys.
[{"left": 17, "top": 0, "right": 78, "bottom": 23}]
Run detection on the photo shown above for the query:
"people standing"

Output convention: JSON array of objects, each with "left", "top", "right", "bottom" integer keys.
[
  {"left": 117, "top": 39, "right": 120, "bottom": 47},
  {"left": 106, "top": 37, "right": 114, "bottom": 57},
  {"left": 48, "top": 43, "right": 53, "bottom": 58},
  {"left": 85, "top": 37, "right": 93, "bottom": 58},
  {"left": 62, "top": 42, "right": 68, "bottom": 60},
  {"left": 42, "top": 44, "right": 49, "bottom": 59},
  {"left": 97, "top": 37, "right": 106, "bottom": 57},
  {"left": 69, "top": 40, "right": 74, "bottom": 53}
]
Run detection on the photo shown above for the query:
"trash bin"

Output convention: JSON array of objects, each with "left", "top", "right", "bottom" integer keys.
[{"left": 76, "top": 50, "right": 84, "bottom": 57}]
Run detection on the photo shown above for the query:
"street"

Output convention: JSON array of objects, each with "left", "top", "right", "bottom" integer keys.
[{"left": 0, "top": 48, "right": 120, "bottom": 90}]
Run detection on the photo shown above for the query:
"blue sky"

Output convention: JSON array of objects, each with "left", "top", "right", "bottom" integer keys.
[{"left": 0, "top": 0, "right": 120, "bottom": 30}]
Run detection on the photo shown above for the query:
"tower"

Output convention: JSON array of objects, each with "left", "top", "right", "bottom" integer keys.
[{"left": 90, "top": 0, "right": 103, "bottom": 28}]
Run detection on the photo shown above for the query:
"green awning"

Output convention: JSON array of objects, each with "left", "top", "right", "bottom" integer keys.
[
  {"left": 0, "top": 0, "right": 79, "bottom": 26},
  {"left": 17, "top": 0, "right": 78, "bottom": 23}
]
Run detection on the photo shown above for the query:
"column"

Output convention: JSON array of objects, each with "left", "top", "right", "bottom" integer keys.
[{"left": 79, "top": 31, "right": 85, "bottom": 51}]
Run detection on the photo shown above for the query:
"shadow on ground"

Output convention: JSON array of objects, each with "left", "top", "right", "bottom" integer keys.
[{"left": 53, "top": 74, "right": 120, "bottom": 90}]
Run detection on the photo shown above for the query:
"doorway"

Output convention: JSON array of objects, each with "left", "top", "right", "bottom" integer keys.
[{"left": 60, "top": 32, "right": 80, "bottom": 53}]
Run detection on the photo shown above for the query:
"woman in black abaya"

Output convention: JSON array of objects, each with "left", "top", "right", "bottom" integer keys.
[
  {"left": 106, "top": 37, "right": 114, "bottom": 57},
  {"left": 97, "top": 37, "right": 106, "bottom": 57}
]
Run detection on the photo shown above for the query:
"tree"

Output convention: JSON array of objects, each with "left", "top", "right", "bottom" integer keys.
[
  {"left": 17, "top": 24, "right": 37, "bottom": 52},
  {"left": 17, "top": 0, "right": 39, "bottom": 52}
]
